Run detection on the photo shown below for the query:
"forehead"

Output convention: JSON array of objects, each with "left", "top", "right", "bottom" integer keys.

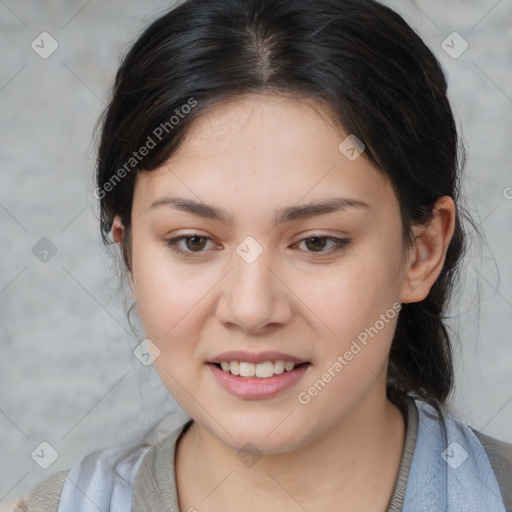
[{"left": 132, "top": 94, "right": 396, "bottom": 223}]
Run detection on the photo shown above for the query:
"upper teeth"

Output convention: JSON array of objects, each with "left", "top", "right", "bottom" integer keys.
[{"left": 219, "top": 360, "right": 297, "bottom": 378}]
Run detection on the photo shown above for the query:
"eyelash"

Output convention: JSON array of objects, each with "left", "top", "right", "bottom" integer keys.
[{"left": 164, "top": 234, "right": 351, "bottom": 258}]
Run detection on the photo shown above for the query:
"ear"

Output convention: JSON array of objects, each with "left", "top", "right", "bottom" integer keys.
[
  {"left": 399, "top": 196, "right": 456, "bottom": 304},
  {"left": 112, "top": 215, "right": 136, "bottom": 295}
]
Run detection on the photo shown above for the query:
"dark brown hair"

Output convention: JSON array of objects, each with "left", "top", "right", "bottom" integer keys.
[{"left": 95, "top": 0, "right": 480, "bottom": 414}]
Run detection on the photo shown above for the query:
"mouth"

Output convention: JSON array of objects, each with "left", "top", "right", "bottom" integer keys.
[
  {"left": 206, "top": 359, "right": 312, "bottom": 399},
  {"left": 209, "top": 360, "right": 311, "bottom": 378}
]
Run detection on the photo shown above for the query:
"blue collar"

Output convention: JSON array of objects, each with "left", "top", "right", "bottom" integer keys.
[{"left": 402, "top": 399, "right": 506, "bottom": 511}]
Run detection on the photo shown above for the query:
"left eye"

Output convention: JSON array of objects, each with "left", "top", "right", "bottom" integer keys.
[{"left": 164, "top": 234, "right": 350, "bottom": 257}]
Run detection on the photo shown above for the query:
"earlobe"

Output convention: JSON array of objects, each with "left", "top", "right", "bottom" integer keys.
[{"left": 400, "top": 196, "right": 456, "bottom": 304}]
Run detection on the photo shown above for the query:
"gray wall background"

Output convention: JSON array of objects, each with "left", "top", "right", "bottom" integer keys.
[{"left": 1, "top": 0, "right": 511, "bottom": 507}]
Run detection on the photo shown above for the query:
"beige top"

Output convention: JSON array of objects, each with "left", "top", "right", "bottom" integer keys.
[{"left": 13, "top": 395, "right": 512, "bottom": 511}]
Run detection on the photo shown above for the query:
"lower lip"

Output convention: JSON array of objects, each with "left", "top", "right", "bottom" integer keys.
[{"left": 207, "top": 363, "right": 311, "bottom": 399}]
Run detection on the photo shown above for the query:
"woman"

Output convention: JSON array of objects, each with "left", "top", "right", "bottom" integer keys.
[{"left": 15, "top": 0, "right": 512, "bottom": 510}]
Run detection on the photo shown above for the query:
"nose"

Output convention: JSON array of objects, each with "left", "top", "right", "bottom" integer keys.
[{"left": 215, "top": 246, "right": 293, "bottom": 334}]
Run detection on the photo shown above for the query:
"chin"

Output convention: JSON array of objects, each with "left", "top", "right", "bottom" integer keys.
[{"left": 203, "top": 414, "right": 314, "bottom": 455}]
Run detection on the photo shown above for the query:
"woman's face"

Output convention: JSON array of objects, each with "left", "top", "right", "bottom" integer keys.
[{"left": 123, "top": 94, "right": 415, "bottom": 453}]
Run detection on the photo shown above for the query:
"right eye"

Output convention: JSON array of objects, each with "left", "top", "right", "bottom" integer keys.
[{"left": 164, "top": 234, "right": 217, "bottom": 257}]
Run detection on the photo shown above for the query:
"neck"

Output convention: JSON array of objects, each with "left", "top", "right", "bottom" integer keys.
[{"left": 176, "top": 388, "right": 406, "bottom": 511}]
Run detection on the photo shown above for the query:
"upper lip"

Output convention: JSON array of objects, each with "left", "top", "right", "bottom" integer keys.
[{"left": 209, "top": 351, "right": 309, "bottom": 365}]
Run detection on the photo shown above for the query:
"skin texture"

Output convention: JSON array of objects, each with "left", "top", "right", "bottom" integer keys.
[{"left": 113, "top": 94, "right": 456, "bottom": 511}]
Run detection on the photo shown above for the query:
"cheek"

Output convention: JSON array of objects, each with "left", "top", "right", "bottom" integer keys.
[
  {"left": 308, "top": 254, "right": 400, "bottom": 330},
  {"left": 133, "top": 253, "right": 208, "bottom": 403},
  {"left": 302, "top": 249, "right": 402, "bottom": 376},
  {"left": 295, "top": 267, "right": 400, "bottom": 419},
  {"left": 131, "top": 240, "right": 207, "bottom": 348}
]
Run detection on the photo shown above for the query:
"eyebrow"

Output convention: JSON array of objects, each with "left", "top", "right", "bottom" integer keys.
[{"left": 149, "top": 195, "right": 370, "bottom": 225}]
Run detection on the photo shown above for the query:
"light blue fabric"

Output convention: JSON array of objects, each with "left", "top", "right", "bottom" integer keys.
[
  {"left": 57, "top": 443, "right": 151, "bottom": 512},
  {"left": 56, "top": 399, "right": 507, "bottom": 511},
  {"left": 403, "top": 400, "right": 506, "bottom": 511}
]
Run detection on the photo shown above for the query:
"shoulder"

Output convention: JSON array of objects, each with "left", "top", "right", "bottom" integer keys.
[
  {"left": 12, "top": 440, "right": 150, "bottom": 512},
  {"left": 407, "top": 397, "right": 511, "bottom": 510},
  {"left": 470, "top": 428, "right": 512, "bottom": 511},
  {"left": 471, "top": 427, "right": 512, "bottom": 466},
  {"left": 13, "top": 470, "right": 68, "bottom": 512},
  {"left": 12, "top": 413, "right": 193, "bottom": 512}
]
